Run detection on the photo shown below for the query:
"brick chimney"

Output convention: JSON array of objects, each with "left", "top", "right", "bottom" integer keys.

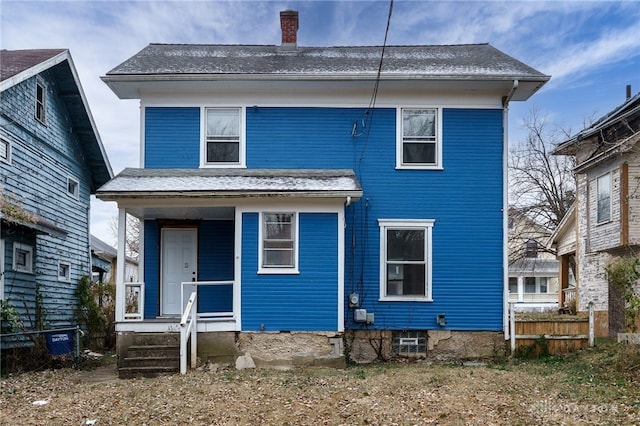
[{"left": 280, "top": 10, "right": 299, "bottom": 48}]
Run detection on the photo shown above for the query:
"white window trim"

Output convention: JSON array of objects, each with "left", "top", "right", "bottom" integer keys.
[
  {"left": 67, "top": 176, "right": 80, "bottom": 200},
  {"left": 396, "top": 107, "right": 443, "bottom": 170},
  {"left": 201, "top": 106, "right": 246, "bottom": 168},
  {"left": 378, "top": 219, "right": 434, "bottom": 302},
  {"left": 13, "top": 242, "right": 33, "bottom": 274},
  {"left": 0, "top": 136, "right": 11, "bottom": 164},
  {"left": 596, "top": 171, "right": 612, "bottom": 224},
  {"left": 258, "top": 211, "right": 299, "bottom": 275},
  {"left": 58, "top": 260, "right": 71, "bottom": 282},
  {"left": 35, "top": 78, "right": 46, "bottom": 124}
]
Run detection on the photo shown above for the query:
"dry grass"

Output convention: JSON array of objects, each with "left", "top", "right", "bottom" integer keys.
[{"left": 1, "top": 340, "right": 639, "bottom": 425}]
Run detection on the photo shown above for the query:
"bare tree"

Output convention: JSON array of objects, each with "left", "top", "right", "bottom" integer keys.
[
  {"left": 508, "top": 109, "right": 576, "bottom": 260},
  {"left": 109, "top": 214, "right": 140, "bottom": 260}
]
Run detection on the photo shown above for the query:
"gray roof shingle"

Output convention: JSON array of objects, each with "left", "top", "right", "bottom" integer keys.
[{"left": 105, "top": 43, "right": 548, "bottom": 80}]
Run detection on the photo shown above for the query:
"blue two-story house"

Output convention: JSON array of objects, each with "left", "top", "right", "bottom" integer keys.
[
  {"left": 98, "top": 11, "right": 549, "bottom": 369},
  {"left": 0, "top": 50, "right": 112, "bottom": 349}
]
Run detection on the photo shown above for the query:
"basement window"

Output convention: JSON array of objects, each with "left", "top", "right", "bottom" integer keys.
[{"left": 392, "top": 331, "right": 426, "bottom": 356}]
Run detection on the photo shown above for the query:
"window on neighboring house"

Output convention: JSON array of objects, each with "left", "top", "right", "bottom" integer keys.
[
  {"left": 0, "top": 137, "right": 10, "bottom": 163},
  {"left": 205, "top": 107, "right": 242, "bottom": 166},
  {"left": 392, "top": 331, "right": 426, "bottom": 356},
  {"left": 379, "top": 219, "right": 434, "bottom": 301},
  {"left": 524, "top": 277, "right": 550, "bottom": 294},
  {"left": 58, "top": 261, "right": 71, "bottom": 282},
  {"left": 398, "top": 108, "right": 440, "bottom": 169},
  {"left": 524, "top": 277, "right": 536, "bottom": 293},
  {"left": 260, "top": 212, "right": 297, "bottom": 272},
  {"left": 13, "top": 242, "right": 33, "bottom": 273},
  {"left": 525, "top": 240, "right": 538, "bottom": 258},
  {"left": 35, "top": 79, "right": 46, "bottom": 124},
  {"left": 597, "top": 173, "right": 611, "bottom": 223},
  {"left": 508, "top": 277, "right": 518, "bottom": 293},
  {"left": 67, "top": 177, "right": 79, "bottom": 199}
]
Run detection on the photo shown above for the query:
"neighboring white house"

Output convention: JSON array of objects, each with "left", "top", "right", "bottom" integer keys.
[
  {"left": 508, "top": 208, "right": 559, "bottom": 311},
  {"left": 550, "top": 89, "right": 640, "bottom": 336}
]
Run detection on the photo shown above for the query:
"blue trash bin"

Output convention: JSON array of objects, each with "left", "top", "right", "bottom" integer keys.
[{"left": 45, "top": 331, "right": 74, "bottom": 355}]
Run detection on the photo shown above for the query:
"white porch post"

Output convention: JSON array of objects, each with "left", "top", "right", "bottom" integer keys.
[
  {"left": 115, "top": 208, "right": 127, "bottom": 322},
  {"left": 517, "top": 276, "right": 524, "bottom": 302}
]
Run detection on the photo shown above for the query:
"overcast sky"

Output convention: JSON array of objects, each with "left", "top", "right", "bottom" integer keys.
[{"left": 2, "top": 0, "right": 639, "bottom": 246}]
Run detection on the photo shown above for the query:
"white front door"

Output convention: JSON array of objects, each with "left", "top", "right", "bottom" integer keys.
[{"left": 161, "top": 228, "right": 197, "bottom": 316}]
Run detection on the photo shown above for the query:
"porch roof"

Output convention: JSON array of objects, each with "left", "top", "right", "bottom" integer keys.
[{"left": 97, "top": 168, "right": 363, "bottom": 200}]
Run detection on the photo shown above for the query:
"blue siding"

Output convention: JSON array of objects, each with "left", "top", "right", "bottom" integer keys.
[
  {"left": 1, "top": 69, "right": 97, "bottom": 332},
  {"left": 241, "top": 212, "right": 339, "bottom": 331},
  {"left": 145, "top": 107, "right": 200, "bottom": 168},
  {"left": 143, "top": 220, "right": 160, "bottom": 318},
  {"left": 138, "top": 106, "right": 505, "bottom": 332},
  {"left": 246, "top": 107, "right": 504, "bottom": 331},
  {"left": 198, "top": 220, "right": 234, "bottom": 313}
]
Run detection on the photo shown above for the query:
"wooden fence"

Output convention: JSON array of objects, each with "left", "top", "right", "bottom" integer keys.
[{"left": 509, "top": 302, "right": 594, "bottom": 356}]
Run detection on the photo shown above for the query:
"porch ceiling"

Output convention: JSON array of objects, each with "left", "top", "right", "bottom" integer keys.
[{"left": 126, "top": 205, "right": 235, "bottom": 220}]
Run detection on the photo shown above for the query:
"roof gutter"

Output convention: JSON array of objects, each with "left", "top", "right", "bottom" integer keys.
[{"left": 97, "top": 190, "right": 364, "bottom": 201}]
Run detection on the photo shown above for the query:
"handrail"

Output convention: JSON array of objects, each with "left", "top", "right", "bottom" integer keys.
[
  {"left": 180, "top": 291, "right": 197, "bottom": 374},
  {"left": 181, "top": 280, "right": 234, "bottom": 319}
]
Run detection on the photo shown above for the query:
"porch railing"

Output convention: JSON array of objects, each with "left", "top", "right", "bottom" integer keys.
[
  {"left": 124, "top": 282, "right": 145, "bottom": 321},
  {"left": 180, "top": 291, "right": 198, "bottom": 374},
  {"left": 563, "top": 287, "right": 576, "bottom": 307},
  {"left": 180, "top": 280, "right": 235, "bottom": 319}
]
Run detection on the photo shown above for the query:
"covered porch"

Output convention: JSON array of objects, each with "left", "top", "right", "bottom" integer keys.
[{"left": 97, "top": 168, "right": 363, "bottom": 335}]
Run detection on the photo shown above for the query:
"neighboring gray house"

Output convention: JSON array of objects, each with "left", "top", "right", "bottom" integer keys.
[
  {"left": 91, "top": 235, "right": 138, "bottom": 284},
  {"left": 551, "top": 88, "right": 640, "bottom": 336},
  {"left": 0, "top": 49, "right": 112, "bottom": 341}
]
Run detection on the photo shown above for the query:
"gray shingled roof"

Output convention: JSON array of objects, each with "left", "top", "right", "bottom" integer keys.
[
  {"left": 97, "top": 168, "right": 363, "bottom": 200},
  {"left": 105, "top": 43, "right": 548, "bottom": 81}
]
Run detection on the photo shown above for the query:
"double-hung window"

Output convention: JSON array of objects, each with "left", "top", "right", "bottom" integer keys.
[
  {"left": 398, "top": 108, "right": 440, "bottom": 169},
  {"left": 35, "top": 79, "right": 46, "bottom": 124},
  {"left": 260, "top": 212, "right": 298, "bottom": 273},
  {"left": 0, "top": 136, "right": 10, "bottom": 163},
  {"left": 596, "top": 172, "right": 611, "bottom": 223},
  {"left": 205, "top": 107, "right": 242, "bottom": 166},
  {"left": 379, "top": 219, "right": 434, "bottom": 301},
  {"left": 13, "top": 242, "right": 33, "bottom": 273}
]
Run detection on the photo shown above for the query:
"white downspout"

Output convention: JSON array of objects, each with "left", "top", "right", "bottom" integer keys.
[{"left": 503, "top": 80, "right": 518, "bottom": 340}]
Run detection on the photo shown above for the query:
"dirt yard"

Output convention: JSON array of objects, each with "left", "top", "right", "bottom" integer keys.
[{"left": 1, "top": 340, "right": 639, "bottom": 425}]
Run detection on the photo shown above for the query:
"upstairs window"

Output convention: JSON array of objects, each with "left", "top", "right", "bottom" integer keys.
[
  {"left": 0, "top": 137, "right": 10, "bottom": 163},
  {"left": 13, "top": 243, "right": 33, "bottom": 273},
  {"left": 35, "top": 79, "right": 46, "bottom": 124},
  {"left": 525, "top": 240, "right": 538, "bottom": 258},
  {"left": 205, "top": 107, "right": 242, "bottom": 166},
  {"left": 379, "top": 219, "right": 434, "bottom": 301},
  {"left": 260, "top": 212, "right": 298, "bottom": 273},
  {"left": 596, "top": 173, "right": 611, "bottom": 223},
  {"left": 67, "top": 177, "right": 79, "bottom": 199},
  {"left": 398, "top": 108, "right": 441, "bottom": 169}
]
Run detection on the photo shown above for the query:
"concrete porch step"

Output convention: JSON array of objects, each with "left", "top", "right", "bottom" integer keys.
[
  {"left": 118, "top": 365, "right": 179, "bottom": 379},
  {"left": 123, "top": 355, "right": 181, "bottom": 368}
]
